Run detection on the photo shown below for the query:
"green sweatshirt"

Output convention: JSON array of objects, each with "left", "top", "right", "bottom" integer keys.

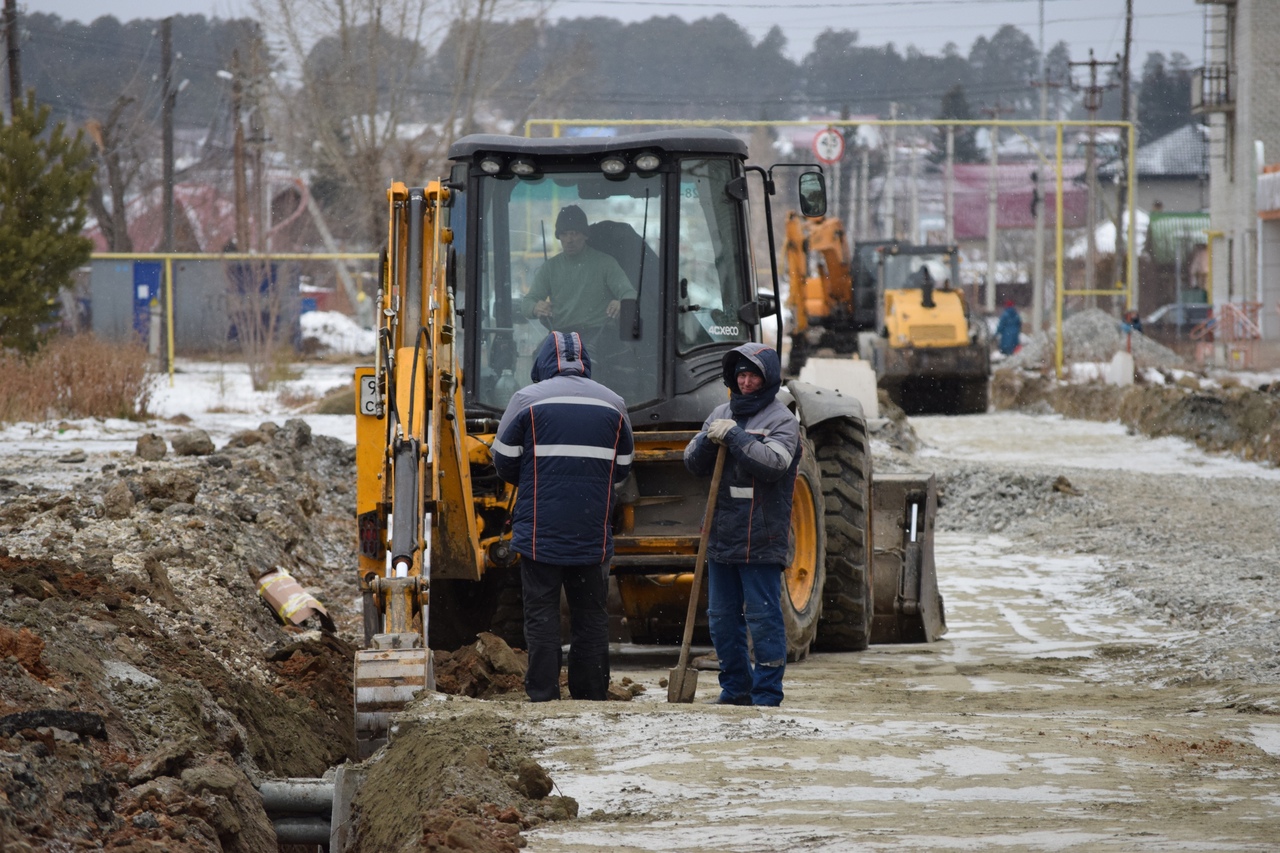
[{"left": 523, "top": 246, "right": 635, "bottom": 332}]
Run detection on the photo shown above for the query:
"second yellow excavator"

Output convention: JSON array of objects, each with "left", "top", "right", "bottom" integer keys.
[{"left": 785, "top": 214, "right": 990, "bottom": 414}]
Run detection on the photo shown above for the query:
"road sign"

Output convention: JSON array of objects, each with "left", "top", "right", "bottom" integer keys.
[{"left": 813, "top": 128, "right": 845, "bottom": 164}]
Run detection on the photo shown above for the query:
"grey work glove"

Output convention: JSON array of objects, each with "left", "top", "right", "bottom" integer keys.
[{"left": 706, "top": 418, "right": 736, "bottom": 445}]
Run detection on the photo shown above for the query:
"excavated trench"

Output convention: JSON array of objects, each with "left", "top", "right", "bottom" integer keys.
[{"left": 2, "top": 310, "right": 1277, "bottom": 850}]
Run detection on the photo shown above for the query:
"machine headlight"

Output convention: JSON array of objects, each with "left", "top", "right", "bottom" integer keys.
[
  {"left": 633, "top": 152, "right": 661, "bottom": 172},
  {"left": 479, "top": 156, "right": 504, "bottom": 174},
  {"left": 509, "top": 157, "right": 537, "bottom": 176},
  {"left": 600, "top": 156, "right": 628, "bottom": 175}
]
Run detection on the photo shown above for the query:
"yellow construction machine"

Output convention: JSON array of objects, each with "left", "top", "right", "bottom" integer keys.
[
  {"left": 785, "top": 216, "right": 990, "bottom": 414},
  {"left": 353, "top": 130, "right": 945, "bottom": 756}
]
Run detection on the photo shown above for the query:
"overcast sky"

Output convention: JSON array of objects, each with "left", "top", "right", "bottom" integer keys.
[{"left": 30, "top": 0, "right": 1206, "bottom": 66}]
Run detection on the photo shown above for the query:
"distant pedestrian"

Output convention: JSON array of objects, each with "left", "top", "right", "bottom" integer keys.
[
  {"left": 492, "top": 330, "right": 634, "bottom": 702},
  {"left": 1122, "top": 310, "right": 1143, "bottom": 334},
  {"left": 683, "top": 342, "right": 801, "bottom": 707},
  {"left": 996, "top": 300, "right": 1022, "bottom": 356}
]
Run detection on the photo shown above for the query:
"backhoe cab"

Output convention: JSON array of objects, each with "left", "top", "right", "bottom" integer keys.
[{"left": 353, "top": 130, "right": 944, "bottom": 755}]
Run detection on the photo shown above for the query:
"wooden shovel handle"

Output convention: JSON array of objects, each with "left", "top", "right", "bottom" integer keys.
[{"left": 673, "top": 443, "right": 728, "bottom": 674}]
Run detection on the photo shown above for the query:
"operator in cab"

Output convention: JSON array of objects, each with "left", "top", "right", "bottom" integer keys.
[{"left": 523, "top": 205, "right": 636, "bottom": 341}]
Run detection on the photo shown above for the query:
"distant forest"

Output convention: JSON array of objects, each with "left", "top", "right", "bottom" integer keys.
[
  {"left": 21, "top": 9, "right": 1197, "bottom": 246},
  {"left": 26, "top": 11, "right": 1195, "bottom": 143}
]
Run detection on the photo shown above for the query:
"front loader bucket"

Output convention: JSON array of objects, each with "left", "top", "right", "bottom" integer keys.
[
  {"left": 354, "top": 646, "right": 433, "bottom": 760},
  {"left": 869, "top": 473, "right": 946, "bottom": 644}
]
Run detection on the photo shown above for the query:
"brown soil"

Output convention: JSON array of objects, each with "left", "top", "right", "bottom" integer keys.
[
  {"left": 0, "top": 418, "right": 638, "bottom": 850},
  {"left": 991, "top": 366, "right": 1280, "bottom": 466},
  {"left": 0, "top": 420, "right": 363, "bottom": 849},
  {"left": 349, "top": 709, "right": 579, "bottom": 853}
]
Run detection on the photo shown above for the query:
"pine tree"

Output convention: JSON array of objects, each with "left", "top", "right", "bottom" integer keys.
[
  {"left": 930, "top": 84, "right": 982, "bottom": 165},
  {"left": 0, "top": 92, "right": 95, "bottom": 354}
]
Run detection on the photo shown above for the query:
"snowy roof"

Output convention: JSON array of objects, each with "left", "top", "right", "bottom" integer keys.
[
  {"left": 1067, "top": 209, "right": 1149, "bottom": 258},
  {"left": 1097, "top": 123, "right": 1208, "bottom": 180}
]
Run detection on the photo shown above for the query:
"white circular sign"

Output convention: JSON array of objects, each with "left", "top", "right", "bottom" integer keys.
[{"left": 813, "top": 128, "right": 845, "bottom": 164}]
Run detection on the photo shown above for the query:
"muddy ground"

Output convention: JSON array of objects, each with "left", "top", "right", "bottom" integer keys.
[
  {"left": 0, "top": 416, "right": 627, "bottom": 851},
  {"left": 2, "top": 326, "right": 1279, "bottom": 850},
  {"left": 387, "top": 392, "right": 1280, "bottom": 852}
]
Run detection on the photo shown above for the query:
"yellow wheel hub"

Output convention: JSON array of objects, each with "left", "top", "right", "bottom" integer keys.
[{"left": 786, "top": 474, "right": 819, "bottom": 611}]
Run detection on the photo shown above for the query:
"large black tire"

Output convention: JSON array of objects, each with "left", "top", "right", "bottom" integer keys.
[
  {"left": 782, "top": 435, "right": 826, "bottom": 662},
  {"left": 427, "top": 565, "right": 523, "bottom": 651},
  {"left": 788, "top": 334, "right": 810, "bottom": 376},
  {"left": 811, "top": 418, "right": 874, "bottom": 652},
  {"left": 958, "top": 378, "right": 990, "bottom": 414}
]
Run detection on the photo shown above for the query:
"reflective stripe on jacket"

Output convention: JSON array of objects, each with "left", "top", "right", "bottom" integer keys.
[
  {"left": 493, "top": 332, "right": 634, "bottom": 566},
  {"left": 683, "top": 342, "right": 800, "bottom": 565}
]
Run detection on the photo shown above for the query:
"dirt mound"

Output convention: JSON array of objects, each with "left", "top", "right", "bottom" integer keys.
[
  {"left": 874, "top": 389, "right": 920, "bottom": 453},
  {"left": 1003, "top": 308, "right": 1186, "bottom": 372},
  {"left": 350, "top": 709, "right": 578, "bottom": 853},
  {"left": 992, "top": 368, "right": 1280, "bottom": 467},
  {"left": 0, "top": 419, "right": 361, "bottom": 848},
  {"left": 0, "top": 416, "right": 653, "bottom": 847}
]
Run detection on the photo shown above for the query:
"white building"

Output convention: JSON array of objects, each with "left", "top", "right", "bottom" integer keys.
[{"left": 1195, "top": 0, "right": 1280, "bottom": 340}]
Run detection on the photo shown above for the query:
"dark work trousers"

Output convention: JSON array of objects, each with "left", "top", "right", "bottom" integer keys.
[
  {"left": 707, "top": 559, "right": 787, "bottom": 706},
  {"left": 520, "top": 557, "right": 610, "bottom": 702}
]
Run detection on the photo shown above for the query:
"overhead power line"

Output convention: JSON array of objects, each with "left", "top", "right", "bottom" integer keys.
[{"left": 553, "top": 0, "right": 1050, "bottom": 9}]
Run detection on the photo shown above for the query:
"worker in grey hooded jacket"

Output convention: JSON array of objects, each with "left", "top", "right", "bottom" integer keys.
[{"left": 683, "top": 342, "right": 801, "bottom": 706}]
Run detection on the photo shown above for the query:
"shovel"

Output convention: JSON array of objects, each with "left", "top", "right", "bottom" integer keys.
[{"left": 668, "top": 443, "right": 727, "bottom": 703}]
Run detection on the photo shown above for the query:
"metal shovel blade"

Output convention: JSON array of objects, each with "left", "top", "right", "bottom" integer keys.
[{"left": 667, "top": 665, "right": 698, "bottom": 703}]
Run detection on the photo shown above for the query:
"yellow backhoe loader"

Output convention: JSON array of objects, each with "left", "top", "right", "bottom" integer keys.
[
  {"left": 785, "top": 215, "right": 990, "bottom": 414},
  {"left": 352, "top": 130, "right": 945, "bottom": 756}
]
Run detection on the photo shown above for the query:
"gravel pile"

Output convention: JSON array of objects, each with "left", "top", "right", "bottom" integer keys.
[
  {"left": 1004, "top": 308, "right": 1186, "bottom": 371},
  {"left": 925, "top": 451, "right": 1280, "bottom": 696},
  {"left": 933, "top": 464, "right": 1096, "bottom": 534}
]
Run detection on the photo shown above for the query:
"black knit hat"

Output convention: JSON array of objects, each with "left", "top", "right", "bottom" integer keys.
[{"left": 555, "top": 205, "right": 589, "bottom": 237}]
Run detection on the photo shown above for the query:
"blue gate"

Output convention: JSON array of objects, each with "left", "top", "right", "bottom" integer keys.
[{"left": 132, "top": 261, "right": 162, "bottom": 341}]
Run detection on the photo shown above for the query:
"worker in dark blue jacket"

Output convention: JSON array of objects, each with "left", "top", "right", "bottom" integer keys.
[
  {"left": 996, "top": 300, "right": 1022, "bottom": 356},
  {"left": 492, "top": 331, "right": 634, "bottom": 701},
  {"left": 683, "top": 342, "right": 801, "bottom": 706}
]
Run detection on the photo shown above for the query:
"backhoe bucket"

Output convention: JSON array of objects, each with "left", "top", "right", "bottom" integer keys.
[
  {"left": 869, "top": 473, "right": 946, "bottom": 644},
  {"left": 354, "top": 643, "right": 433, "bottom": 759}
]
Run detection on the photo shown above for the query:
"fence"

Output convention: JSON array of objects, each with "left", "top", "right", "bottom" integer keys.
[{"left": 87, "top": 252, "right": 379, "bottom": 366}]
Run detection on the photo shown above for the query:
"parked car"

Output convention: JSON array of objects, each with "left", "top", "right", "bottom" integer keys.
[{"left": 1143, "top": 303, "right": 1214, "bottom": 336}]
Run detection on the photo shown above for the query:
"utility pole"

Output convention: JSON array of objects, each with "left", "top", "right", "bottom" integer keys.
[
  {"left": 1114, "top": 0, "right": 1134, "bottom": 313},
  {"left": 1069, "top": 49, "right": 1119, "bottom": 305},
  {"left": 883, "top": 102, "right": 898, "bottom": 240},
  {"left": 243, "top": 37, "right": 271, "bottom": 252},
  {"left": 1029, "top": 57, "right": 1063, "bottom": 333},
  {"left": 909, "top": 134, "right": 920, "bottom": 242},
  {"left": 944, "top": 126, "right": 955, "bottom": 245},
  {"left": 161, "top": 18, "right": 175, "bottom": 254},
  {"left": 231, "top": 50, "right": 250, "bottom": 251},
  {"left": 4, "top": 0, "right": 19, "bottom": 120},
  {"left": 858, "top": 148, "right": 870, "bottom": 240},
  {"left": 837, "top": 105, "right": 853, "bottom": 231},
  {"left": 1032, "top": 0, "right": 1048, "bottom": 330},
  {"left": 160, "top": 17, "right": 175, "bottom": 371},
  {"left": 982, "top": 102, "right": 1014, "bottom": 313}
]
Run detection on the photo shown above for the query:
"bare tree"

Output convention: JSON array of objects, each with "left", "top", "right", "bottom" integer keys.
[
  {"left": 224, "top": 258, "right": 293, "bottom": 391},
  {"left": 85, "top": 96, "right": 150, "bottom": 252},
  {"left": 251, "top": 0, "right": 547, "bottom": 246}
]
